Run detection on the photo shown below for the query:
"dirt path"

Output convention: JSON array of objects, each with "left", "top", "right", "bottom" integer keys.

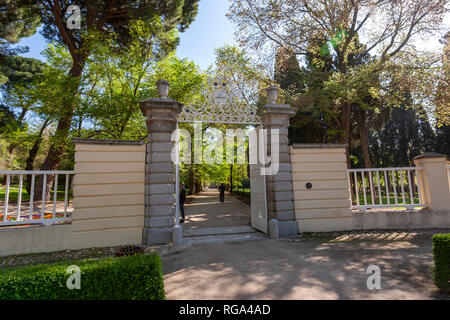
[{"left": 182, "top": 189, "right": 250, "bottom": 229}]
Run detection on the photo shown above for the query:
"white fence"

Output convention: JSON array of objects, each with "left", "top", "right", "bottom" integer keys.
[
  {"left": 0, "top": 170, "right": 74, "bottom": 226},
  {"left": 348, "top": 167, "right": 425, "bottom": 212}
]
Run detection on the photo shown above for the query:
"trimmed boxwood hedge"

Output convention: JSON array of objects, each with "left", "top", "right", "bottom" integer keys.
[
  {"left": 0, "top": 253, "right": 165, "bottom": 300},
  {"left": 432, "top": 234, "right": 450, "bottom": 294}
]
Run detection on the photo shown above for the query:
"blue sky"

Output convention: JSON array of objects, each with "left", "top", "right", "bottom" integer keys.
[
  {"left": 16, "top": 0, "right": 236, "bottom": 71},
  {"left": 15, "top": 0, "right": 449, "bottom": 70}
]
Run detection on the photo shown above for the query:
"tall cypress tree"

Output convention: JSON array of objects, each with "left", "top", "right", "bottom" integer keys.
[
  {"left": 435, "top": 125, "right": 450, "bottom": 158},
  {"left": 369, "top": 101, "right": 436, "bottom": 167}
]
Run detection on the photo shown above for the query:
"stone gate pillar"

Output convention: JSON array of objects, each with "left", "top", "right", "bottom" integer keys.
[
  {"left": 260, "top": 86, "right": 298, "bottom": 237},
  {"left": 140, "top": 80, "right": 183, "bottom": 245}
]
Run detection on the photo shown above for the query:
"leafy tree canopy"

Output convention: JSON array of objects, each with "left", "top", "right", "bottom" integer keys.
[{"left": 0, "top": 0, "right": 41, "bottom": 84}]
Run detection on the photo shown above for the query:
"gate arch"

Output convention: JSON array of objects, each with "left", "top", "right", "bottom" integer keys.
[{"left": 140, "top": 79, "right": 297, "bottom": 245}]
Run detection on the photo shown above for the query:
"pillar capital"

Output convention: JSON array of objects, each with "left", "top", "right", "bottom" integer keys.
[
  {"left": 260, "top": 104, "right": 296, "bottom": 128},
  {"left": 140, "top": 97, "right": 183, "bottom": 118},
  {"left": 140, "top": 97, "right": 183, "bottom": 113},
  {"left": 140, "top": 98, "right": 183, "bottom": 134}
]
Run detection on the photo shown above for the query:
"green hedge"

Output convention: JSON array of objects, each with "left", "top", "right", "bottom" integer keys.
[
  {"left": 432, "top": 234, "right": 450, "bottom": 294},
  {"left": 0, "top": 253, "right": 165, "bottom": 300}
]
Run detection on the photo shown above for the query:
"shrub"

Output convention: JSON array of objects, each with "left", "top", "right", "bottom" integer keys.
[
  {"left": 114, "top": 245, "right": 144, "bottom": 257},
  {"left": 0, "top": 253, "right": 165, "bottom": 300},
  {"left": 432, "top": 234, "right": 450, "bottom": 294}
]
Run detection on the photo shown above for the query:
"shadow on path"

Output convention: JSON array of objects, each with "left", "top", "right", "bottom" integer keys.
[
  {"left": 161, "top": 237, "right": 449, "bottom": 300},
  {"left": 183, "top": 189, "right": 250, "bottom": 229}
]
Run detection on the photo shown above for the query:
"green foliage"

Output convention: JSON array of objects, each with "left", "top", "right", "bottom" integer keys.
[
  {"left": 0, "top": 55, "right": 46, "bottom": 118},
  {"left": 0, "top": 0, "right": 41, "bottom": 84},
  {"left": 0, "top": 137, "right": 14, "bottom": 169},
  {"left": 435, "top": 124, "right": 450, "bottom": 158},
  {"left": 0, "top": 105, "right": 16, "bottom": 133},
  {"left": 0, "top": 0, "right": 40, "bottom": 44},
  {"left": 175, "top": 46, "right": 266, "bottom": 193},
  {"left": 231, "top": 0, "right": 448, "bottom": 165},
  {"left": 213, "top": 45, "right": 268, "bottom": 108},
  {"left": 38, "top": 0, "right": 199, "bottom": 59},
  {"left": 1, "top": 55, "right": 46, "bottom": 86},
  {"left": 367, "top": 104, "right": 436, "bottom": 168},
  {"left": 234, "top": 186, "right": 250, "bottom": 198},
  {"left": 11, "top": 0, "right": 201, "bottom": 177},
  {"left": 432, "top": 234, "right": 450, "bottom": 294},
  {"left": 84, "top": 33, "right": 204, "bottom": 140},
  {"left": 0, "top": 253, "right": 165, "bottom": 300},
  {"left": 152, "top": 54, "right": 205, "bottom": 104}
]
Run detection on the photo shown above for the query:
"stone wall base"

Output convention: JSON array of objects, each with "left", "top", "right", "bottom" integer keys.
[
  {"left": 144, "top": 227, "right": 172, "bottom": 245},
  {"left": 279, "top": 221, "right": 298, "bottom": 237},
  {"left": 352, "top": 210, "right": 450, "bottom": 230},
  {"left": 0, "top": 224, "right": 71, "bottom": 257},
  {"left": 297, "top": 210, "right": 450, "bottom": 233}
]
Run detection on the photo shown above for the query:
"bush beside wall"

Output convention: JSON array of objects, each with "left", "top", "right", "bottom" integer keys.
[
  {"left": 0, "top": 253, "right": 165, "bottom": 300},
  {"left": 432, "top": 234, "right": 450, "bottom": 294}
]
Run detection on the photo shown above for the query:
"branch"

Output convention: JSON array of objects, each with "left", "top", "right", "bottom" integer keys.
[
  {"left": 45, "top": 0, "right": 78, "bottom": 61},
  {"left": 97, "top": 0, "right": 119, "bottom": 30},
  {"left": 387, "top": 11, "right": 429, "bottom": 58}
]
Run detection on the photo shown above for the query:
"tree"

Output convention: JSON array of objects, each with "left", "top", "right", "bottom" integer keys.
[
  {"left": 0, "top": 55, "right": 47, "bottom": 184},
  {"left": 1, "top": 55, "right": 46, "bottom": 125},
  {"left": 213, "top": 45, "right": 268, "bottom": 106},
  {"left": 435, "top": 125, "right": 450, "bottom": 158},
  {"left": 176, "top": 46, "right": 263, "bottom": 194},
  {"left": 434, "top": 32, "right": 450, "bottom": 158},
  {"left": 228, "top": 0, "right": 447, "bottom": 165},
  {"left": 6, "top": 0, "right": 199, "bottom": 198},
  {"left": 435, "top": 32, "right": 450, "bottom": 126},
  {"left": 275, "top": 46, "right": 343, "bottom": 144},
  {"left": 0, "top": 0, "right": 41, "bottom": 84},
  {"left": 274, "top": 37, "right": 392, "bottom": 168},
  {"left": 368, "top": 101, "right": 436, "bottom": 168},
  {"left": 85, "top": 37, "right": 205, "bottom": 141}
]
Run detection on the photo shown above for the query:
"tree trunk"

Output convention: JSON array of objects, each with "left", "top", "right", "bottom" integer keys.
[
  {"left": 2, "top": 143, "right": 17, "bottom": 185},
  {"left": 17, "top": 108, "right": 28, "bottom": 125},
  {"left": 188, "top": 165, "right": 194, "bottom": 195},
  {"left": 194, "top": 179, "right": 201, "bottom": 194},
  {"left": 229, "top": 164, "right": 233, "bottom": 193},
  {"left": 358, "top": 121, "right": 372, "bottom": 168},
  {"left": 341, "top": 102, "right": 352, "bottom": 168},
  {"left": 357, "top": 114, "right": 375, "bottom": 202}
]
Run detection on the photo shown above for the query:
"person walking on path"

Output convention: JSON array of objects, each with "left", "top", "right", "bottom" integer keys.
[
  {"left": 218, "top": 183, "right": 225, "bottom": 203},
  {"left": 179, "top": 183, "right": 186, "bottom": 223}
]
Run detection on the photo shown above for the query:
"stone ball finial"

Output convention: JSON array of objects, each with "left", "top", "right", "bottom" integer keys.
[
  {"left": 156, "top": 80, "right": 170, "bottom": 98},
  {"left": 267, "top": 85, "right": 279, "bottom": 104}
]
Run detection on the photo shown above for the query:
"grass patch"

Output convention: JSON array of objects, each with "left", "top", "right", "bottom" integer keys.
[
  {"left": 0, "top": 186, "right": 73, "bottom": 203},
  {"left": 355, "top": 192, "right": 420, "bottom": 206},
  {"left": 234, "top": 187, "right": 250, "bottom": 198}
]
